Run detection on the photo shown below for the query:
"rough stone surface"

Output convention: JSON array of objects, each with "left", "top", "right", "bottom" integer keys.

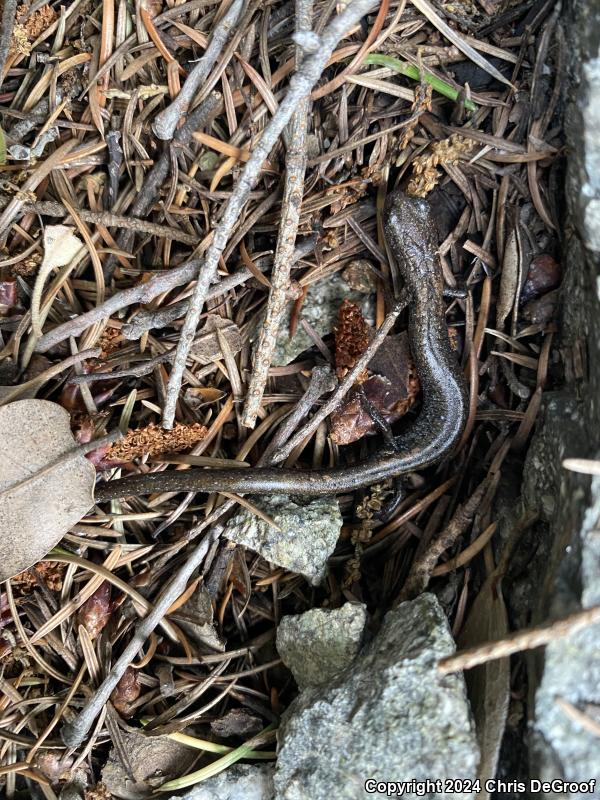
[
  {"left": 172, "top": 764, "right": 275, "bottom": 800},
  {"left": 517, "top": 0, "right": 600, "bottom": 790},
  {"left": 101, "top": 729, "right": 196, "bottom": 799},
  {"left": 270, "top": 274, "right": 374, "bottom": 366},
  {"left": 223, "top": 494, "right": 342, "bottom": 585},
  {"left": 276, "top": 603, "right": 367, "bottom": 690},
  {"left": 274, "top": 594, "right": 479, "bottom": 800}
]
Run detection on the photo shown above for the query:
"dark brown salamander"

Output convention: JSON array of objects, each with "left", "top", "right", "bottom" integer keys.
[{"left": 94, "top": 191, "right": 468, "bottom": 502}]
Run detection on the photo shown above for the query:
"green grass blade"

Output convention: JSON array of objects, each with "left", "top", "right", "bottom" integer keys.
[{"left": 363, "top": 53, "right": 477, "bottom": 112}]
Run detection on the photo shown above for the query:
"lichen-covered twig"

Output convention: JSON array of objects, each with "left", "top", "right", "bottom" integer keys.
[
  {"left": 241, "top": 0, "right": 313, "bottom": 429},
  {"left": 162, "top": 0, "right": 379, "bottom": 429},
  {"left": 153, "top": 0, "right": 245, "bottom": 141}
]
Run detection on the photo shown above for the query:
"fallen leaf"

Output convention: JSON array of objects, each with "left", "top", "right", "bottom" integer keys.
[
  {"left": 31, "top": 225, "right": 83, "bottom": 336},
  {"left": 496, "top": 226, "right": 520, "bottom": 330},
  {"left": 459, "top": 574, "right": 510, "bottom": 799},
  {"left": 0, "top": 399, "right": 96, "bottom": 581}
]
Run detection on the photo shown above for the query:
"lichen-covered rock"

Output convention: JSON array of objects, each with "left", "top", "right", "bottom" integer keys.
[
  {"left": 274, "top": 594, "right": 479, "bottom": 800},
  {"left": 269, "top": 274, "right": 374, "bottom": 366},
  {"left": 276, "top": 603, "right": 367, "bottom": 690},
  {"left": 223, "top": 495, "right": 342, "bottom": 585},
  {"left": 173, "top": 764, "right": 275, "bottom": 800}
]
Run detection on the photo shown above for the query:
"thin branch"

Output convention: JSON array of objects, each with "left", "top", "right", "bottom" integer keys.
[
  {"left": 268, "top": 293, "right": 407, "bottom": 464},
  {"left": 22, "top": 201, "right": 198, "bottom": 245},
  {"left": 153, "top": 0, "right": 245, "bottom": 141},
  {"left": 162, "top": 0, "right": 379, "bottom": 429},
  {"left": 241, "top": 0, "right": 313, "bottom": 428},
  {"left": 61, "top": 528, "right": 221, "bottom": 747},
  {"left": 438, "top": 603, "right": 600, "bottom": 675},
  {"left": 0, "top": 0, "right": 17, "bottom": 90},
  {"left": 34, "top": 234, "right": 317, "bottom": 353},
  {"left": 120, "top": 234, "right": 317, "bottom": 340}
]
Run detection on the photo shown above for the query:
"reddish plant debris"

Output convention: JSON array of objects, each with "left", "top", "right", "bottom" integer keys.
[
  {"left": 105, "top": 421, "right": 208, "bottom": 462},
  {"left": 342, "top": 259, "right": 377, "bottom": 294},
  {"left": 84, "top": 783, "right": 112, "bottom": 800},
  {"left": 331, "top": 333, "right": 420, "bottom": 445},
  {"left": 33, "top": 752, "right": 75, "bottom": 785},
  {"left": 97, "top": 326, "right": 122, "bottom": 359},
  {"left": 11, "top": 562, "right": 66, "bottom": 594},
  {"left": 110, "top": 666, "right": 141, "bottom": 718},
  {"left": 77, "top": 582, "right": 112, "bottom": 639},
  {"left": 520, "top": 254, "right": 562, "bottom": 304},
  {"left": 334, "top": 300, "right": 370, "bottom": 379}
]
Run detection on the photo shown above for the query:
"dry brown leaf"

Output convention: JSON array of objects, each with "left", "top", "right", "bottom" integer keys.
[
  {"left": 496, "top": 226, "right": 519, "bottom": 331},
  {"left": 459, "top": 574, "right": 510, "bottom": 798},
  {"left": 0, "top": 400, "right": 95, "bottom": 581}
]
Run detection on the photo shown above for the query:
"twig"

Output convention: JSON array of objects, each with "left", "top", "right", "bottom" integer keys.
[
  {"left": 120, "top": 234, "right": 317, "bottom": 340},
  {"left": 35, "top": 260, "right": 201, "bottom": 352},
  {"left": 438, "top": 603, "right": 600, "bottom": 675},
  {"left": 260, "top": 365, "right": 336, "bottom": 463},
  {"left": 22, "top": 201, "right": 198, "bottom": 245},
  {"left": 0, "top": 0, "right": 17, "bottom": 89},
  {"left": 153, "top": 0, "right": 245, "bottom": 141},
  {"left": 103, "top": 91, "right": 221, "bottom": 279},
  {"left": 61, "top": 527, "right": 221, "bottom": 747},
  {"left": 241, "top": 0, "right": 313, "bottom": 428},
  {"left": 268, "top": 293, "right": 407, "bottom": 464},
  {"left": 70, "top": 349, "right": 175, "bottom": 382},
  {"left": 35, "top": 233, "right": 317, "bottom": 352},
  {"left": 397, "top": 477, "right": 490, "bottom": 602},
  {"left": 162, "top": 0, "right": 379, "bottom": 429}
]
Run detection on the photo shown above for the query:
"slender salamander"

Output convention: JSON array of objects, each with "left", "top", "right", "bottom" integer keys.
[{"left": 95, "top": 191, "right": 468, "bottom": 501}]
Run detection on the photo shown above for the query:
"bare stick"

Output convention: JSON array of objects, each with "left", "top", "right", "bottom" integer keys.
[
  {"left": 61, "top": 527, "right": 220, "bottom": 747},
  {"left": 162, "top": 0, "right": 379, "bottom": 429},
  {"left": 34, "top": 234, "right": 316, "bottom": 353},
  {"left": 0, "top": 0, "right": 17, "bottom": 89},
  {"left": 242, "top": 0, "right": 313, "bottom": 428},
  {"left": 121, "top": 235, "right": 317, "bottom": 340},
  {"left": 22, "top": 201, "right": 198, "bottom": 245},
  {"left": 268, "top": 294, "right": 407, "bottom": 464},
  {"left": 35, "top": 260, "right": 201, "bottom": 352},
  {"left": 438, "top": 602, "right": 600, "bottom": 675},
  {"left": 153, "top": 0, "right": 245, "bottom": 141}
]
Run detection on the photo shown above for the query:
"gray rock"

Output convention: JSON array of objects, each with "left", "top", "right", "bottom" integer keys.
[
  {"left": 223, "top": 494, "right": 342, "bottom": 585},
  {"left": 517, "top": 0, "right": 600, "bottom": 790},
  {"left": 276, "top": 603, "right": 367, "bottom": 690},
  {"left": 274, "top": 594, "right": 479, "bottom": 800},
  {"left": 269, "top": 274, "right": 374, "bottom": 366},
  {"left": 172, "top": 764, "right": 275, "bottom": 800}
]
